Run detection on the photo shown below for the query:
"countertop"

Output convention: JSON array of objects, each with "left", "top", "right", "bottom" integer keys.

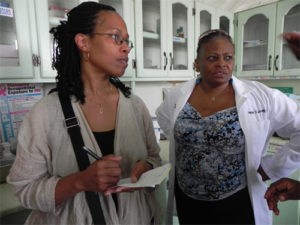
[{"left": 0, "top": 183, "right": 24, "bottom": 217}]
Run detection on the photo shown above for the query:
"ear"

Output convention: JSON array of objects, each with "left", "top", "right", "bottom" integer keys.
[
  {"left": 194, "top": 59, "right": 200, "bottom": 72},
  {"left": 74, "top": 33, "right": 90, "bottom": 52}
]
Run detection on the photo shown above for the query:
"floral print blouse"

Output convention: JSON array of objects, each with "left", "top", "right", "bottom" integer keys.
[{"left": 174, "top": 102, "right": 247, "bottom": 200}]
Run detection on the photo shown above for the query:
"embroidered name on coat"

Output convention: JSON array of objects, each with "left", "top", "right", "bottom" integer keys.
[{"left": 248, "top": 109, "right": 266, "bottom": 114}]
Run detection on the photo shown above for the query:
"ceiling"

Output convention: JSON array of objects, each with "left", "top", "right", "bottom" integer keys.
[{"left": 198, "top": 0, "right": 280, "bottom": 12}]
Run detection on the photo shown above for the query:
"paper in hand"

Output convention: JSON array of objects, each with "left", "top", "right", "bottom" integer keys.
[{"left": 117, "top": 163, "right": 171, "bottom": 188}]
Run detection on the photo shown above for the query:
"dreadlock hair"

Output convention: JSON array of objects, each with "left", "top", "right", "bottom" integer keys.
[
  {"left": 196, "top": 29, "right": 234, "bottom": 60},
  {"left": 49, "top": 1, "right": 131, "bottom": 103}
]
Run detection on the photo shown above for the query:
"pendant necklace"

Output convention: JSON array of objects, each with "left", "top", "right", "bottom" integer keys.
[
  {"left": 98, "top": 84, "right": 113, "bottom": 115},
  {"left": 99, "top": 103, "right": 104, "bottom": 114},
  {"left": 200, "top": 83, "right": 229, "bottom": 102}
]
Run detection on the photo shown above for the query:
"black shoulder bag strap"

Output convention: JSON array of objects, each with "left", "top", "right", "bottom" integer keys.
[{"left": 58, "top": 94, "right": 106, "bottom": 225}]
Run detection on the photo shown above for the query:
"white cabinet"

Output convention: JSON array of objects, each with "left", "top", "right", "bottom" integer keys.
[
  {"left": 0, "top": 0, "right": 135, "bottom": 83},
  {"left": 194, "top": 2, "right": 234, "bottom": 39},
  {"left": 1, "top": 0, "right": 234, "bottom": 83},
  {"left": 0, "top": 0, "right": 37, "bottom": 80},
  {"left": 34, "top": 0, "right": 84, "bottom": 81},
  {"left": 194, "top": 2, "right": 234, "bottom": 61},
  {"left": 274, "top": 0, "right": 300, "bottom": 77},
  {"left": 235, "top": 0, "right": 300, "bottom": 78},
  {"left": 35, "top": 0, "right": 135, "bottom": 80},
  {"left": 134, "top": 0, "right": 195, "bottom": 80}
]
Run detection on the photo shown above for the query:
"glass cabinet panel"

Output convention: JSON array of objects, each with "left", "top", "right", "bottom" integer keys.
[
  {"left": 48, "top": 0, "right": 79, "bottom": 59},
  {"left": 220, "top": 16, "right": 229, "bottom": 34},
  {"left": 200, "top": 10, "right": 211, "bottom": 35},
  {"left": 142, "top": 0, "right": 161, "bottom": 70},
  {"left": 281, "top": 4, "right": 300, "bottom": 70},
  {"left": 243, "top": 14, "right": 269, "bottom": 71},
  {"left": 0, "top": 0, "right": 19, "bottom": 67},
  {"left": 172, "top": 3, "right": 187, "bottom": 70},
  {"left": 101, "top": 0, "right": 123, "bottom": 17},
  {"left": 99, "top": 0, "right": 123, "bottom": 17}
]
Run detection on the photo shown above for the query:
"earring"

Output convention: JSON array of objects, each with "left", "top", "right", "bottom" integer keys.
[{"left": 84, "top": 52, "right": 90, "bottom": 61}]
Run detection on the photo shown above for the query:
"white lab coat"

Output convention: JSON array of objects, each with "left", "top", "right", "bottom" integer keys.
[{"left": 156, "top": 76, "right": 300, "bottom": 225}]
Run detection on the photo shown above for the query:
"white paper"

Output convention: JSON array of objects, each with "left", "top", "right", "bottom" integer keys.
[{"left": 117, "top": 163, "right": 171, "bottom": 188}]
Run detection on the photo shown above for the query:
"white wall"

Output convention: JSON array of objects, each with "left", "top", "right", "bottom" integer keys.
[{"left": 133, "top": 81, "right": 176, "bottom": 116}]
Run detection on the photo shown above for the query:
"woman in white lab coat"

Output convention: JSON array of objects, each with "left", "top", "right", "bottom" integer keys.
[{"left": 156, "top": 29, "right": 300, "bottom": 225}]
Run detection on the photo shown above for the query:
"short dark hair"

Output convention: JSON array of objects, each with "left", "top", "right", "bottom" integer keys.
[
  {"left": 196, "top": 29, "right": 234, "bottom": 59},
  {"left": 49, "top": 1, "right": 131, "bottom": 103}
]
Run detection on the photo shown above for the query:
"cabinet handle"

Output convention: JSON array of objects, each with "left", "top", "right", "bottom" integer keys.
[
  {"left": 274, "top": 55, "right": 279, "bottom": 71},
  {"left": 163, "top": 52, "right": 168, "bottom": 70},
  {"left": 32, "top": 54, "right": 41, "bottom": 67},
  {"left": 169, "top": 52, "right": 173, "bottom": 70},
  {"left": 268, "top": 55, "right": 272, "bottom": 70}
]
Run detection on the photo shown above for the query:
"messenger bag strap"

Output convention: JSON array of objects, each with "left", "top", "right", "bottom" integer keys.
[{"left": 58, "top": 94, "right": 106, "bottom": 225}]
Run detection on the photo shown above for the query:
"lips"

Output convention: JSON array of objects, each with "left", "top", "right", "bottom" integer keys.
[
  {"left": 213, "top": 71, "right": 227, "bottom": 76},
  {"left": 118, "top": 57, "right": 128, "bottom": 66}
]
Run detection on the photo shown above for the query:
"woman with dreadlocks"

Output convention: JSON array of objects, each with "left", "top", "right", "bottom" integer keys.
[{"left": 7, "top": 2, "right": 161, "bottom": 224}]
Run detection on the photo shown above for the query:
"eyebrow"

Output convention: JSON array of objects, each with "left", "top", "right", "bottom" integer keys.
[{"left": 110, "top": 28, "right": 129, "bottom": 39}]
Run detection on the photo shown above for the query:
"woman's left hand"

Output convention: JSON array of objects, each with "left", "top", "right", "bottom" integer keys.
[
  {"left": 130, "top": 160, "right": 153, "bottom": 183},
  {"left": 103, "top": 160, "right": 152, "bottom": 195}
]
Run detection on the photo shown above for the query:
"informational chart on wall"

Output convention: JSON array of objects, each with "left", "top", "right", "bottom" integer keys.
[{"left": 0, "top": 84, "right": 43, "bottom": 144}]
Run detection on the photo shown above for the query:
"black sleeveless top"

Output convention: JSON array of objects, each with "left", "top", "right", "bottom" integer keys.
[{"left": 93, "top": 130, "right": 118, "bottom": 211}]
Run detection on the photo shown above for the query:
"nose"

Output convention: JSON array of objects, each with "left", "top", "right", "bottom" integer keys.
[
  {"left": 121, "top": 44, "right": 131, "bottom": 53},
  {"left": 216, "top": 58, "right": 227, "bottom": 67}
]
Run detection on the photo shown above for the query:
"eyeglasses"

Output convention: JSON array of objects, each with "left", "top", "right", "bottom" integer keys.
[{"left": 92, "top": 33, "right": 134, "bottom": 49}]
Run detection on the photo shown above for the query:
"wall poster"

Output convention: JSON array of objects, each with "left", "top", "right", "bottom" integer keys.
[{"left": 0, "top": 84, "right": 43, "bottom": 146}]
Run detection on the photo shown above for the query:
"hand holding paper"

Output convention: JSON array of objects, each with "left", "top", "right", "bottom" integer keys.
[{"left": 104, "top": 163, "right": 171, "bottom": 195}]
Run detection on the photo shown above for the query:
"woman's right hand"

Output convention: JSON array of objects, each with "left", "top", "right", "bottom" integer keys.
[
  {"left": 79, "top": 155, "right": 122, "bottom": 192},
  {"left": 55, "top": 155, "right": 122, "bottom": 205}
]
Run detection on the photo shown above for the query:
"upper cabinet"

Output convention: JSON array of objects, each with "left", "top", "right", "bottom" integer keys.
[
  {"left": 0, "top": 0, "right": 135, "bottom": 82},
  {"left": 134, "top": 0, "right": 195, "bottom": 79},
  {"left": 34, "top": 0, "right": 135, "bottom": 80},
  {"left": 194, "top": 1, "right": 234, "bottom": 39},
  {"left": 235, "top": 0, "right": 300, "bottom": 78},
  {"left": 34, "top": 0, "right": 85, "bottom": 80},
  {"left": 274, "top": 0, "right": 300, "bottom": 76},
  {"left": 0, "top": 0, "right": 36, "bottom": 80},
  {"left": 1, "top": 0, "right": 235, "bottom": 83},
  {"left": 194, "top": 1, "right": 234, "bottom": 63}
]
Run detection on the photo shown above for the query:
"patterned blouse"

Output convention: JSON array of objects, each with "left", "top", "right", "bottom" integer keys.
[{"left": 174, "top": 103, "right": 247, "bottom": 200}]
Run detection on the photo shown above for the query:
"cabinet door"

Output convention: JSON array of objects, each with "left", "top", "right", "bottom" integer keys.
[
  {"left": 0, "top": 0, "right": 35, "bottom": 79},
  {"left": 194, "top": 2, "right": 217, "bottom": 64},
  {"left": 216, "top": 9, "right": 234, "bottom": 39},
  {"left": 236, "top": 4, "right": 276, "bottom": 77},
  {"left": 195, "top": 2, "right": 217, "bottom": 37},
  {"left": 274, "top": 0, "right": 300, "bottom": 77},
  {"left": 99, "top": 0, "right": 135, "bottom": 79},
  {"left": 135, "top": 0, "right": 167, "bottom": 78},
  {"left": 35, "top": 0, "right": 85, "bottom": 81},
  {"left": 166, "top": 0, "right": 194, "bottom": 78}
]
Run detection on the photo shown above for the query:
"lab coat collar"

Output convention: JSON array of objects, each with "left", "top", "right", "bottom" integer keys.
[
  {"left": 232, "top": 75, "right": 251, "bottom": 96},
  {"left": 178, "top": 76, "right": 251, "bottom": 96}
]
